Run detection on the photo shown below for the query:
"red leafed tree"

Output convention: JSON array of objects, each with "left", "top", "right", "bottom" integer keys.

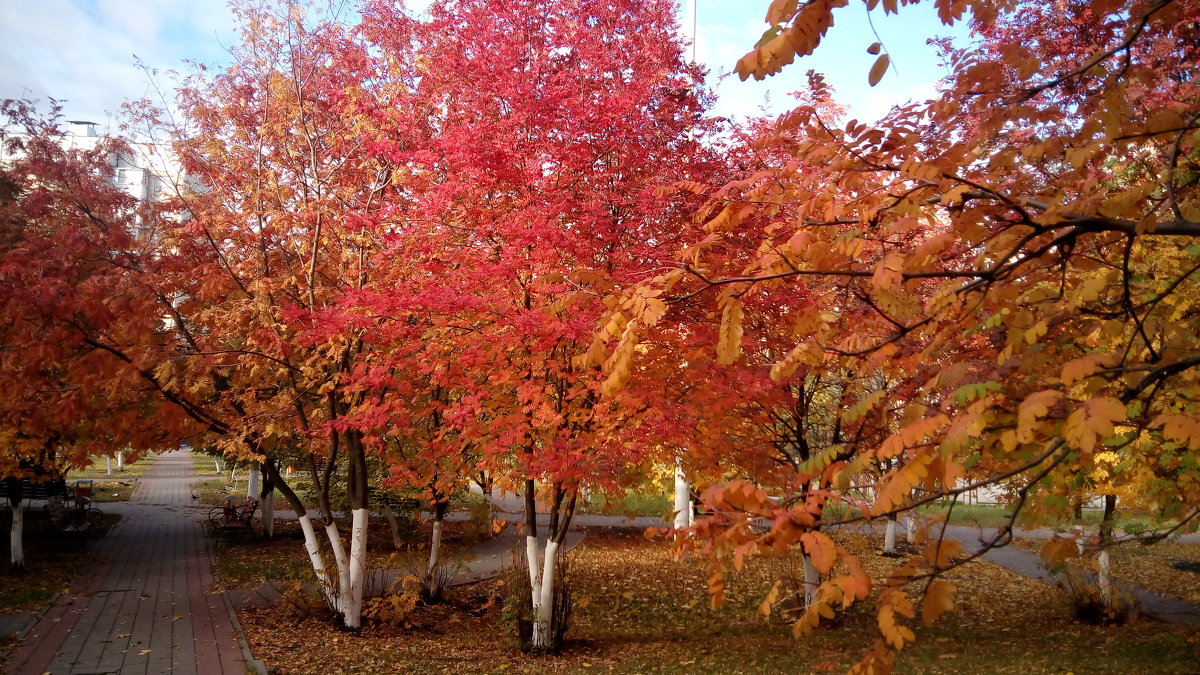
[
  {"left": 596, "top": 0, "right": 1200, "bottom": 670},
  {"left": 0, "top": 100, "right": 195, "bottom": 570},
  {"left": 142, "top": 1, "right": 424, "bottom": 629},
  {"left": 358, "top": 0, "right": 714, "bottom": 650}
]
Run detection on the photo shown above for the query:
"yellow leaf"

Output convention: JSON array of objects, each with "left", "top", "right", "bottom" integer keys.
[
  {"left": 922, "top": 539, "right": 963, "bottom": 568},
  {"left": 1017, "top": 390, "right": 1061, "bottom": 443},
  {"left": 1060, "top": 353, "right": 1115, "bottom": 385},
  {"left": 760, "top": 580, "right": 782, "bottom": 616},
  {"left": 717, "top": 298, "right": 744, "bottom": 365},
  {"left": 921, "top": 579, "right": 955, "bottom": 625},
  {"left": 1154, "top": 414, "right": 1200, "bottom": 450},
  {"left": 1062, "top": 396, "right": 1126, "bottom": 454}
]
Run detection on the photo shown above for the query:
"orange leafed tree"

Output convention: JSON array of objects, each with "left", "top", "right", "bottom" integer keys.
[{"left": 594, "top": 0, "right": 1200, "bottom": 669}]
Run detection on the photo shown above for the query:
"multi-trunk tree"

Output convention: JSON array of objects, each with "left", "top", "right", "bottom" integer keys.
[
  {"left": 595, "top": 0, "right": 1200, "bottom": 670},
  {"left": 358, "top": 0, "right": 715, "bottom": 650}
]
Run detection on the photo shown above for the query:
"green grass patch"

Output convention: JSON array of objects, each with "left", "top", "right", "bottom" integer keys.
[
  {"left": 919, "top": 502, "right": 1166, "bottom": 533},
  {"left": 582, "top": 490, "right": 671, "bottom": 518},
  {"left": 69, "top": 453, "right": 154, "bottom": 480}
]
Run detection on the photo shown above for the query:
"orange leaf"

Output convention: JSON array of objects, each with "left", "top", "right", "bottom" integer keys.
[
  {"left": 921, "top": 579, "right": 955, "bottom": 625},
  {"left": 801, "top": 531, "right": 837, "bottom": 573},
  {"left": 868, "top": 54, "right": 890, "bottom": 86}
]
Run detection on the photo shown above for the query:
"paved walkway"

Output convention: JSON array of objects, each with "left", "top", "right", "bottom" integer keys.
[
  {"left": 940, "top": 523, "right": 1200, "bottom": 624},
  {"left": 7, "top": 453, "right": 252, "bottom": 675}
]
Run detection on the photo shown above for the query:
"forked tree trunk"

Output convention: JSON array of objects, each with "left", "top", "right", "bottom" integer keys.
[
  {"left": 262, "top": 459, "right": 337, "bottom": 608},
  {"left": 526, "top": 481, "right": 577, "bottom": 651},
  {"left": 262, "top": 448, "right": 367, "bottom": 629},
  {"left": 1099, "top": 494, "right": 1117, "bottom": 542},
  {"left": 343, "top": 429, "right": 370, "bottom": 630}
]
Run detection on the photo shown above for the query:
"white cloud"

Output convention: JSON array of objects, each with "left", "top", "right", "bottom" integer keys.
[{"left": 1, "top": 0, "right": 235, "bottom": 124}]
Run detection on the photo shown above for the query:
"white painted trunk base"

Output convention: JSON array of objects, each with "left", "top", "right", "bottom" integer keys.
[
  {"left": 247, "top": 465, "right": 261, "bottom": 499},
  {"left": 428, "top": 519, "right": 443, "bottom": 572},
  {"left": 533, "top": 540, "right": 560, "bottom": 650},
  {"left": 883, "top": 518, "right": 897, "bottom": 554},
  {"left": 673, "top": 464, "right": 692, "bottom": 530},
  {"left": 1098, "top": 550, "right": 1113, "bottom": 606},
  {"left": 346, "top": 509, "right": 368, "bottom": 629},
  {"left": 802, "top": 553, "right": 819, "bottom": 608},
  {"left": 298, "top": 515, "right": 336, "bottom": 608}
]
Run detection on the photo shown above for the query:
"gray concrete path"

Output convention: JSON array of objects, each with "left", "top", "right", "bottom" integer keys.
[
  {"left": 941, "top": 524, "right": 1200, "bottom": 624},
  {"left": 7, "top": 452, "right": 253, "bottom": 675}
]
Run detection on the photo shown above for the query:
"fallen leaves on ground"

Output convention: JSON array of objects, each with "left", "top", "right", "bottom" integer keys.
[{"left": 236, "top": 531, "right": 1200, "bottom": 674}]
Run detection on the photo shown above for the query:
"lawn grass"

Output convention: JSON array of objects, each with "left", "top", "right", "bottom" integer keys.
[
  {"left": 69, "top": 453, "right": 155, "bottom": 480},
  {"left": 236, "top": 529, "right": 1200, "bottom": 674},
  {"left": 918, "top": 502, "right": 1164, "bottom": 533},
  {"left": 582, "top": 490, "right": 671, "bottom": 518},
  {"left": 59, "top": 453, "right": 157, "bottom": 503}
]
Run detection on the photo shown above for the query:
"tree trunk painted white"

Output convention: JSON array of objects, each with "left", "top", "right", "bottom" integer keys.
[
  {"left": 345, "top": 508, "right": 368, "bottom": 630},
  {"left": 526, "top": 534, "right": 543, "bottom": 646},
  {"left": 673, "top": 462, "right": 692, "bottom": 529},
  {"left": 261, "top": 489, "right": 275, "bottom": 538},
  {"left": 106, "top": 456, "right": 113, "bottom": 476},
  {"left": 247, "top": 464, "right": 261, "bottom": 500},
  {"left": 533, "top": 540, "right": 560, "bottom": 650},
  {"left": 428, "top": 519, "right": 443, "bottom": 572},
  {"left": 214, "top": 458, "right": 222, "bottom": 473},
  {"left": 9, "top": 505, "right": 24, "bottom": 572},
  {"left": 883, "top": 516, "right": 897, "bottom": 554},
  {"left": 802, "top": 552, "right": 820, "bottom": 608},
  {"left": 325, "top": 521, "right": 351, "bottom": 617},
  {"left": 1098, "top": 550, "right": 1113, "bottom": 606},
  {"left": 116, "top": 450, "right": 124, "bottom": 472},
  {"left": 297, "top": 514, "right": 336, "bottom": 608},
  {"left": 904, "top": 513, "right": 916, "bottom": 544}
]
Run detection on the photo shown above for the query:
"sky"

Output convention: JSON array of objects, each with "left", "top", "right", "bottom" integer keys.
[{"left": 0, "top": 0, "right": 970, "bottom": 131}]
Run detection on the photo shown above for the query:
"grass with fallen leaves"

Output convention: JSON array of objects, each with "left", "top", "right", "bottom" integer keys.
[
  {"left": 236, "top": 530, "right": 1200, "bottom": 674},
  {"left": 0, "top": 511, "right": 121, "bottom": 612}
]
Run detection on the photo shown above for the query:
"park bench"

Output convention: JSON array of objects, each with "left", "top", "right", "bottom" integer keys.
[
  {"left": 208, "top": 496, "right": 258, "bottom": 539},
  {"left": 44, "top": 494, "right": 103, "bottom": 536}
]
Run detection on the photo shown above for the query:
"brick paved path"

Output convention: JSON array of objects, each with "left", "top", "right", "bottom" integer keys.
[{"left": 8, "top": 452, "right": 250, "bottom": 674}]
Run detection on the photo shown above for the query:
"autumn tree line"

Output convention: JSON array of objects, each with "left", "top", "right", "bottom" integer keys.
[{"left": 1, "top": 0, "right": 1198, "bottom": 669}]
